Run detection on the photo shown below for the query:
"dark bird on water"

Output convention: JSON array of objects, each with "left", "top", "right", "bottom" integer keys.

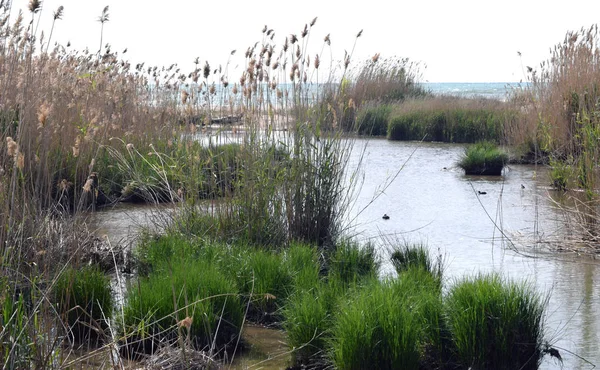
[
  {"left": 382, "top": 214, "right": 390, "bottom": 220},
  {"left": 521, "top": 184, "right": 525, "bottom": 189},
  {"left": 478, "top": 191, "right": 487, "bottom": 195}
]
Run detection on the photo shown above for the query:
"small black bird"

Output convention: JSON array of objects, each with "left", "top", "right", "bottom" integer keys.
[
  {"left": 478, "top": 191, "right": 487, "bottom": 195},
  {"left": 521, "top": 184, "right": 525, "bottom": 189},
  {"left": 382, "top": 214, "right": 390, "bottom": 220}
]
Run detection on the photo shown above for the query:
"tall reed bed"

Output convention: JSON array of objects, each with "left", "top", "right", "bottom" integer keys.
[
  {"left": 511, "top": 25, "right": 600, "bottom": 196},
  {"left": 386, "top": 96, "right": 516, "bottom": 143}
]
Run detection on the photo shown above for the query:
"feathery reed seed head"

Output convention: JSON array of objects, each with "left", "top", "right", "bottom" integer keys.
[
  {"left": 6, "top": 137, "right": 17, "bottom": 157},
  {"left": 28, "top": 0, "right": 42, "bottom": 14},
  {"left": 53, "top": 5, "right": 64, "bottom": 20}
]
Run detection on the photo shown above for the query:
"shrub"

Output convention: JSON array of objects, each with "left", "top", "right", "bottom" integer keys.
[
  {"left": 54, "top": 266, "right": 114, "bottom": 344},
  {"left": 445, "top": 274, "right": 546, "bottom": 370},
  {"left": 457, "top": 141, "right": 508, "bottom": 175}
]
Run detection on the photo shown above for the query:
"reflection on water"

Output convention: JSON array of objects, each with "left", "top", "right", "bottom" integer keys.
[{"left": 90, "top": 138, "right": 600, "bottom": 369}]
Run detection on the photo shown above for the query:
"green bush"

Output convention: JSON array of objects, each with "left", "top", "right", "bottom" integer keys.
[
  {"left": 54, "top": 266, "right": 113, "bottom": 344},
  {"left": 457, "top": 141, "right": 508, "bottom": 175},
  {"left": 445, "top": 274, "right": 546, "bottom": 370}
]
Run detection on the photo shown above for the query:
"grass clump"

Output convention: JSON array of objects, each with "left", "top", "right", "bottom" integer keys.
[
  {"left": 390, "top": 242, "right": 442, "bottom": 282},
  {"left": 53, "top": 266, "right": 114, "bottom": 344},
  {"left": 457, "top": 141, "right": 508, "bottom": 175},
  {"left": 328, "top": 240, "right": 379, "bottom": 285},
  {"left": 122, "top": 259, "right": 243, "bottom": 355},
  {"left": 330, "top": 279, "right": 422, "bottom": 370},
  {"left": 234, "top": 248, "right": 293, "bottom": 323},
  {"left": 355, "top": 105, "right": 392, "bottom": 136},
  {"left": 283, "top": 243, "right": 322, "bottom": 291},
  {"left": 283, "top": 282, "right": 342, "bottom": 368},
  {"left": 445, "top": 274, "right": 546, "bottom": 370}
]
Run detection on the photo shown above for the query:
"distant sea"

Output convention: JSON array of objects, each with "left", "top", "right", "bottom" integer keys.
[{"left": 420, "top": 82, "right": 528, "bottom": 101}]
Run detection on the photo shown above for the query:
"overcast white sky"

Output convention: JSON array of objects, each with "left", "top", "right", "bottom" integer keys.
[{"left": 14, "top": 0, "right": 600, "bottom": 82}]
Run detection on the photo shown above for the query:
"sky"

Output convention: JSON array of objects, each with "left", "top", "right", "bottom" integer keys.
[{"left": 12, "top": 0, "right": 600, "bottom": 83}]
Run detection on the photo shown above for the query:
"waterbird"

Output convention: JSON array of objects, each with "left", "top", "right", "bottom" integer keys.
[
  {"left": 521, "top": 184, "right": 525, "bottom": 189},
  {"left": 478, "top": 191, "right": 487, "bottom": 195},
  {"left": 382, "top": 214, "right": 390, "bottom": 220}
]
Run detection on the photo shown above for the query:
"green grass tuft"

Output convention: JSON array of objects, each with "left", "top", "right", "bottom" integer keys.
[
  {"left": 445, "top": 274, "right": 546, "bottom": 370},
  {"left": 457, "top": 141, "right": 508, "bottom": 175},
  {"left": 54, "top": 266, "right": 114, "bottom": 344},
  {"left": 122, "top": 259, "right": 243, "bottom": 354}
]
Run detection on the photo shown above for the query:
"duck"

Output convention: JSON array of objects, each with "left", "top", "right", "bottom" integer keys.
[
  {"left": 382, "top": 214, "right": 390, "bottom": 220},
  {"left": 478, "top": 191, "right": 487, "bottom": 195}
]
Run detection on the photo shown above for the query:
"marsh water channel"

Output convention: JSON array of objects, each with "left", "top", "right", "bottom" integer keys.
[{"left": 91, "top": 137, "right": 600, "bottom": 369}]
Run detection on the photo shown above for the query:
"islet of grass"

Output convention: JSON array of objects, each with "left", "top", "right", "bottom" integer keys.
[{"left": 457, "top": 141, "right": 508, "bottom": 175}]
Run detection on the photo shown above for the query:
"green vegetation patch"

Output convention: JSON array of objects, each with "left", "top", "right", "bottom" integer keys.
[
  {"left": 122, "top": 259, "right": 243, "bottom": 353},
  {"left": 445, "top": 274, "right": 546, "bottom": 370},
  {"left": 54, "top": 266, "right": 114, "bottom": 344},
  {"left": 457, "top": 141, "right": 508, "bottom": 175}
]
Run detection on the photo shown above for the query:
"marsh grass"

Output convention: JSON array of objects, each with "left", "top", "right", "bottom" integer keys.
[
  {"left": 283, "top": 281, "right": 344, "bottom": 368},
  {"left": 122, "top": 259, "right": 243, "bottom": 356},
  {"left": 330, "top": 278, "right": 422, "bottom": 370},
  {"left": 389, "top": 242, "right": 442, "bottom": 283},
  {"left": 355, "top": 104, "right": 392, "bottom": 136},
  {"left": 234, "top": 248, "right": 293, "bottom": 323},
  {"left": 53, "top": 266, "right": 114, "bottom": 345},
  {"left": 458, "top": 141, "right": 508, "bottom": 175},
  {"left": 386, "top": 97, "right": 514, "bottom": 142},
  {"left": 445, "top": 274, "right": 546, "bottom": 370},
  {"left": 327, "top": 240, "right": 379, "bottom": 285}
]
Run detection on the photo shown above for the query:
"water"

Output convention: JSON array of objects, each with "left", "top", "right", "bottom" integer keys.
[
  {"left": 93, "top": 138, "right": 600, "bottom": 369},
  {"left": 421, "top": 82, "right": 528, "bottom": 101},
  {"left": 347, "top": 139, "right": 599, "bottom": 369}
]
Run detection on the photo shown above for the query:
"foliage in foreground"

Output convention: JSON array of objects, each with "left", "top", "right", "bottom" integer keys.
[
  {"left": 122, "top": 259, "right": 243, "bottom": 355},
  {"left": 445, "top": 274, "right": 546, "bottom": 370},
  {"left": 53, "top": 266, "right": 114, "bottom": 344}
]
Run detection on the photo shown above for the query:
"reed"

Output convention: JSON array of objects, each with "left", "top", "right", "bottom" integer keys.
[
  {"left": 386, "top": 97, "right": 514, "bottom": 142},
  {"left": 355, "top": 104, "right": 392, "bottom": 136}
]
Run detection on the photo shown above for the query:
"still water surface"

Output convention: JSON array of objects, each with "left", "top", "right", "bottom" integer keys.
[
  {"left": 348, "top": 139, "right": 599, "bottom": 370},
  {"left": 92, "top": 137, "right": 599, "bottom": 369}
]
